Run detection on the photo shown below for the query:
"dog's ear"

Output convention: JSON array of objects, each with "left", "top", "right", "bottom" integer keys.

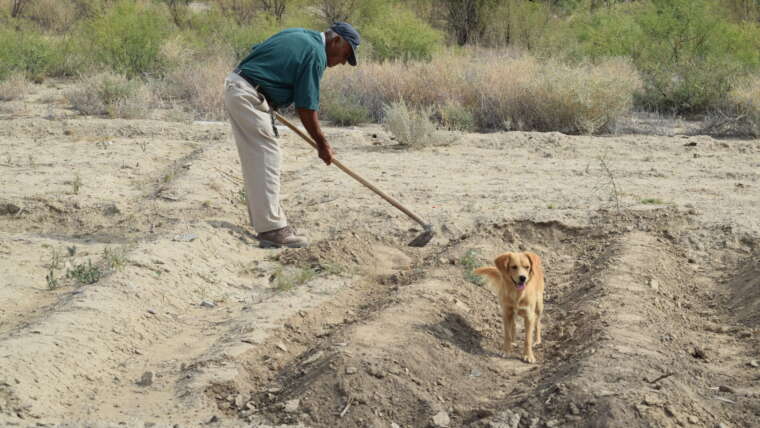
[
  {"left": 473, "top": 266, "right": 501, "bottom": 283},
  {"left": 526, "top": 252, "right": 542, "bottom": 274},
  {"left": 494, "top": 253, "right": 512, "bottom": 275}
]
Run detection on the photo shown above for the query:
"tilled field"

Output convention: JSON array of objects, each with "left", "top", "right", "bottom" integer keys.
[{"left": 1, "top": 83, "right": 759, "bottom": 427}]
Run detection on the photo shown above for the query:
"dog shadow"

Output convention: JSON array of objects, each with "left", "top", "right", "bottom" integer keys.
[{"left": 420, "top": 312, "right": 501, "bottom": 358}]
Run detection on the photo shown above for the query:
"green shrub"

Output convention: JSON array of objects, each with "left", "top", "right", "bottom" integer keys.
[
  {"left": 574, "top": 0, "right": 760, "bottom": 114},
  {"left": 437, "top": 101, "right": 475, "bottom": 131},
  {"left": 361, "top": 4, "right": 442, "bottom": 62},
  {"left": 321, "top": 92, "right": 371, "bottom": 126},
  {"left": 81, "top": 1, "right": 172, "bottom": 76},
  {"left": 0, "top": 28, "right": 59, "bottom": 79}
]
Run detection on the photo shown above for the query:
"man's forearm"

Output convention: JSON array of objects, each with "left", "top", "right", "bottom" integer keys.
[{"left": 296, "top": 108, "right": 326, "bottom": 146}]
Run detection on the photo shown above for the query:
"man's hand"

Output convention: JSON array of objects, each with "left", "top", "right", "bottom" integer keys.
[
  {"left": 317, "top": 141, "right": 334, "bottom": 165},
  {"left": 296, "top": 107, "right": 333, "bottom": 166}
]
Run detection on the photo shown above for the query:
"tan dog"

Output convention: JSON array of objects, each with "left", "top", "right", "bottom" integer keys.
[{"left": 475, "top": 252, "right": 544, "bottom": 363}]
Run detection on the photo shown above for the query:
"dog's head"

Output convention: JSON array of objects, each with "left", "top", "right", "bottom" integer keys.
[{"left": 494, "top": 252, "right": 541, "bottom": 291}]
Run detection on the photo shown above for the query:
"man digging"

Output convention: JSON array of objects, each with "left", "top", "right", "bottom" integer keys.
[{"left": 224, "top": 22, "right": 360, "bottom": 248}]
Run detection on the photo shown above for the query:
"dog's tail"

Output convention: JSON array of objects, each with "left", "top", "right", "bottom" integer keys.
[{"left": 473, "top": 266, "right": 503, "bottom": 290}]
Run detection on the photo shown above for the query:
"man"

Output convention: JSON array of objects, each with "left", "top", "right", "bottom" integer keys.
[{"left": 223, "top": 22, "right": 360, "bottom": 248}]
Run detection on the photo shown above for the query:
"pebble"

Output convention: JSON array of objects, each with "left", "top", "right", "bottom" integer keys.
[
  {"left": 749, "top": 360, "right": 759, "bottom": 368},
  {"left": 200, "top": 300, "right": 215, "bottom": 308},
  {"left": 345, "top": 367, "right": 357, "bottom": 375},
  {"left": 135, "top": 371, "right": 153, "bottom": 387},
  {"left": 147, "top": 309, "right": 157, "bottom": 315},
  {"left": 688, "top": 415, "right": 700, "bottom": 424},
  {"left": 718, "top": 385, "right": 735, "bottom": 394},
  {"left": 284, "top": 399, "right": 300, "bottom": 413},
  {"left": 649, "top": 279, "right": 659, "bottom": 291},
  {"left": 276, "top": 343, "right": 287, "bottom": 352},
  {"left": 432, "top": 410, "right": 450, "bottom": 427}
]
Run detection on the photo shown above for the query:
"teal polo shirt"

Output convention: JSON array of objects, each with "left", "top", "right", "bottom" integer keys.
[{"left": 237, "top": 28, "right": 326, "bottom": 111}]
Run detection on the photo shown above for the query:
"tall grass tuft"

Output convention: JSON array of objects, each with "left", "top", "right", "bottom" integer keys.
[
  {"left": 382, "top": 100, "right": 436, "bottom": 148},
  {"left": 323, "top": 52, "right": 641, "bottom": 134},
  {"left": 66, "top": 72, "right": 158, "bottom": 119},
  {"left": 0, "top": 73, "right": 31, "bottom": 101}
]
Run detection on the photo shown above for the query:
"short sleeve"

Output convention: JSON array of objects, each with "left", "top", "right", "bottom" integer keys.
[{"left": 293, "top": 51, "right": 324, "bottom": 111}]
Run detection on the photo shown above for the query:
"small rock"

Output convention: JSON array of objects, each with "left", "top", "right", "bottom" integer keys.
[
  {"left": 545, "top": 420, "right": 560, "bottom": 428},
  {"left": 749, "top": 360, "right": 759, "bottom": 368},
  {"left": 716, "top": 423, "right": 729, "bottom": 428},
  {"left": 173, "top": 233, "right": 198, "bottom": 242},
  {"left": 345, "top": 367, "right": 357, "bottom": 375},
  {"left": 643, "top": 394, "right": 663, "bottom": 406},
  {"left": 102, "top": 203, "right": 120, "bottom": 216},
  {"left": 0, "top": 203, "right": 21, "bottom": 216},
  {"left": 234, "top": 394, "right": 245, "bottom": 408},
  {"left": 688, "top": 415, "right": 700, "bottom": 424},
  {"left": 568, "top": 402, "right": 580, "bottom": 415},
  {"left": 718, "top": 385, "right": 736, "bottom": 394},
  {"left": 135, "top": 371, "right": 153, "bottom": 387},
  {"left": 147, "top": 309, "right": 157, "bottom": 315},
  {"left": 207, "top": 415, "right": 219, "bottom": 424},
  {"left": 276, "top": 343, "right": 287, "bottom": 352},
  {"left": 200, "top": 300, "right": 215, "bottom": 308},
  {"left": 689, "top": 346, "right": 707, "bottom": 360},
  {"left": 391, "top": 423, "right": 400, "bottom": 428},
  {"left": 302, "top": 351, "right": 323, "bottom": 365},
  {"left": 649, "top": 279, "right": 659, "bottom": 291},
  {"left": 284, "top": 399, "right": 300, "bottom": 413},
  {"left": 432, "top": 410, "right": 450, "bottom": 427}
]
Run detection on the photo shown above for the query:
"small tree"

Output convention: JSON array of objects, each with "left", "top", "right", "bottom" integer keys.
[
  {"left": 11, "top": 0, "right": 31, "bottom": 18},
  {"left": 442, "top": 0, "right": 498, "bottom": 46},
  {"left": 260, "top": 0, "right": 287, "bottom": 22},
  {"left": 318, "top": 0, "right": 355, "bottom": 25}
]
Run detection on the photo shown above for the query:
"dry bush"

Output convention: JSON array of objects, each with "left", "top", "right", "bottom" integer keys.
[
  {"left": 0, "top": 73, "right": 31, "bottom": 101},
  {"left": 20, "top": 0, "right": 81, "bottom": 32},
  {"left": 702, "top": 76, "right": 760, "bottom": 137},
  {"left": 323, "top": 52, "right": 641, "bottom": 134},
  {"left": 468, "top": 56, "right": 642, "bottom": 134},
  {"left": 163, "top": 51, "right": 235, "bottom": 121},
  {"left": 382, "top": 100, "right": 436, "bottom": 148},
  {"left": 66, "top": 71, "right": 158, "bottom": 119}
]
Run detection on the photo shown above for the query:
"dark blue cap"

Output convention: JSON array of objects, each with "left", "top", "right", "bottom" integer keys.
[{"left": 330, "top": 21, "right": 360, "bottom": 66}]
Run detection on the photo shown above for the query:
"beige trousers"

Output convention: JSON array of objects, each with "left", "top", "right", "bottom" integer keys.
[{"left": 223, "top": 72, "right": 287, "bottom": 233}]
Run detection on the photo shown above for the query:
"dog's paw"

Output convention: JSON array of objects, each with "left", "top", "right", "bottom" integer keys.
[{"left": 522, "top": 353, "right": 536, "bottom": 364}]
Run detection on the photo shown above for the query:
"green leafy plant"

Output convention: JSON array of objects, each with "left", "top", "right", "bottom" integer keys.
[
  {"left": 66, "top": 259, "right": 102, "bottom": 285},
  {"left": 460, "top": 249, "right": 485, "bottom": 286},
  {"left": 271, "top": 266, "right": 317, "bottom": 292}
]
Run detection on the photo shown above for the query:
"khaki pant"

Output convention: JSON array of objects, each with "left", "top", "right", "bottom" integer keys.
[{"left": 223, "top": 72, "right": 287, "bottom": 233}]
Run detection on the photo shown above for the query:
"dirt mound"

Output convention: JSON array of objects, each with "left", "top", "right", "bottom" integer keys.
[
  {"left": 277, "top": 232, "right": 413, "bottom": 277},
  {"left": 728, "top": 253, "right": 760, "bottom": 327},
  {"left": 209, "top": 216, "right": 760, "bottom": 428}
]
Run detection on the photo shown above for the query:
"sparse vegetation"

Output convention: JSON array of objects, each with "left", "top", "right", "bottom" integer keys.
[
  {"left": 460, "top": 249, "right": 485, "bottom": 286},
  {"left": 271, "top": 266, "right": 317, "bottom": 292},
  {"left": 640, "top": 198, "right": 666, "bottom": 205},
  {"left": 382, "top": 100, "right": 436, "bottom": 148},
  {"left": 103, "top": 247, "right": 129, "bottom": 271},
  {"left": 0, "top": 72, "right": 30, "bottom": 101},
  {"left": 66, "top": 259, "right": 102, "bottom": 285}
]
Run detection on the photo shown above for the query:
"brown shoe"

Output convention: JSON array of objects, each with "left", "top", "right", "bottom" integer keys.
[{"left": 258, "top": 226, "right": 308, "bottom": 248}]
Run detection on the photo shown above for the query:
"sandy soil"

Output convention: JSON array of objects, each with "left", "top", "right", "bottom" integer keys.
[{"left": 1, "top": 81, "right": 759, "bottom": 428}]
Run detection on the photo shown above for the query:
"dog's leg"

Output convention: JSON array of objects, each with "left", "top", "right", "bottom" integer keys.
[
  {"left": 535, "top": 299, "right": 543, "bottom": 346},
  {"left": 502, "top": 306, "right": 514, "bottom": 354},
  {"left": 522, "top": 314, "right": 536, "bottom": 363}
]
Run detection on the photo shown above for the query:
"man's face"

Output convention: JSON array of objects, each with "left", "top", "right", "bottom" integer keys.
[{"left": 326, "top": 36, "right": 352, "bottom": 67}]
